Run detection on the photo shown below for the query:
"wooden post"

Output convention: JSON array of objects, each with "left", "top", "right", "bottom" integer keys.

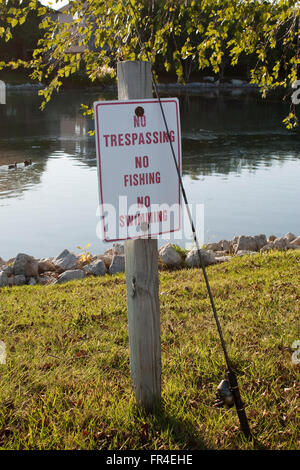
[
  {"left": 117, "top": 61, "right": 152, "bottom": 100},
  {"left": 117, "top": 61, "right": 161, "bottom": 411}
]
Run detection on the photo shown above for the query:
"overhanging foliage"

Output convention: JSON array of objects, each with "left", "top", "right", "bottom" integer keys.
[{"left": 0, "top": 0, "right": 300, "bottom": 124}]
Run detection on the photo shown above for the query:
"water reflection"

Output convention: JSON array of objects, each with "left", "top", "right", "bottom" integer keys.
[
  {"left": 2, "top": 87, "right": 299, "bottom": 181},
  {"left": 0, "top": 90, "right": 101, "bottom": 199},
  {"left": 179, "top": 92, "right": 300, "bottom": 174},
  {"left": 0, "top": 87, "right": 299, "bottom": 258},
  {"left": 182, "top": 135, "right": 300, "bottom": 177},
  {"left": 0, "top": 161, "right": 47, "bottom": 201}
]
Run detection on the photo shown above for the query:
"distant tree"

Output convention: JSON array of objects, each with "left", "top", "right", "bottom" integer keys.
[
  {"left": 0, "top": 0, "right": 42, "bottom": 60},
  {"left": 0, "top": 0, "right": 299, "bottom": 125}
]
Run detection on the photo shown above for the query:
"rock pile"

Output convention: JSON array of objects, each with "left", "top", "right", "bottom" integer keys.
[
  {"left": 0, "top": 233, "right": 299, "bottom": 287},
  {"left": 0, "top": 245, "right": 125, "bottom": 287}
]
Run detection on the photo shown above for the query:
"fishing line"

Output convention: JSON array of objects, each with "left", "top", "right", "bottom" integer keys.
[{"left": 124, "top": 0, "right": 252, "bottom": 440}]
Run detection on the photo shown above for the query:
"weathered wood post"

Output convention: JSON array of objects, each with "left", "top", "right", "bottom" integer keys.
[{"left": 117, "top": 61, "right": 161, "bottom": 412}]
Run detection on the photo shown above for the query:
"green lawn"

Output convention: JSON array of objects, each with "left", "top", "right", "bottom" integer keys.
[{"left": 0, "top": 251, "right": 299, "bottom": 450}]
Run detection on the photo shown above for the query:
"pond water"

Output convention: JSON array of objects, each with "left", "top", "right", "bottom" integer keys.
[{"left": 0, "top": 86, "right": 299, "bottom": 260}]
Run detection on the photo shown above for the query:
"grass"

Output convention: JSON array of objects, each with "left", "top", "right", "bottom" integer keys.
[
  {"left": 170, "top": 243, "right": 189, "bottom": 260},
  {"left": 0, "top": 251, "right": 299, "bottom": 450}
]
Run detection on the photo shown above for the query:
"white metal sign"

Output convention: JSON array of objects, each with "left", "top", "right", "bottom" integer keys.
[{"left": 94, "top": 98, "right": 181, "bottom": 242}]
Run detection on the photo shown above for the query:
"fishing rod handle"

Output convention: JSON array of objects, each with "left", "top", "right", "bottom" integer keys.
[{"left": 227, "top": 369, "right": 252, "bottom": 439}]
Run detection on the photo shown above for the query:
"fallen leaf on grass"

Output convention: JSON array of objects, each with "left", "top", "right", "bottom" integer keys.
[{"left": 75, "top": 350, "right": 87, "bottom": 358}]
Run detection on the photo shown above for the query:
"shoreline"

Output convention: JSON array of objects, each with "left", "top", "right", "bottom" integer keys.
[
  {"left": 3, "top": 78, "right": 259, "bottom": 92},
  {"left": 1, "top": 232, "right": 300, "bottom": 288}
]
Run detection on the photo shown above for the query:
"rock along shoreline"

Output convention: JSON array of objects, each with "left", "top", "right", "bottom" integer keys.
[{"left": 1, "top": 232, "right": 300, "bottom": 288}]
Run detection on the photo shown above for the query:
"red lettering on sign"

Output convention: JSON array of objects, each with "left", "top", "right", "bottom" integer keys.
[
  {"left": 118, "top": 134, "right": 124, "bottom": 146},
  {"left": 132, "top": 133, "right": 138, "bottom": 145},
  {"left": 102, "top": 131, "right": 176, "bottom": 148},
  {"left": 137, "top": 196, "right": 150, "bottom": 207},
  {"left": 125, "top": 133, "right": 131, "bottom": 145},
  {"left": 134, "top": 116, "right": 146, "bottom": 128},
  {"left": 135, "top": 156, "right": 149, "bottom": 168},
  {"left": 111, "top": 134, "right": 117, "bottom": 146},
  {"left": 146, "top": 132, "right": 151, "bottom": 144},
  {"left": 135, "top": 157, "right": 142, "bottom": 169},
  {"left": 123, "top": 171, "right": 161, "bottom": 188}
]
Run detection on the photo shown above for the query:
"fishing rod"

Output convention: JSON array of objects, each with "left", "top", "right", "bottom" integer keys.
[{"left": 125, "top": 0, "right": 252, "bottom": 440}]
